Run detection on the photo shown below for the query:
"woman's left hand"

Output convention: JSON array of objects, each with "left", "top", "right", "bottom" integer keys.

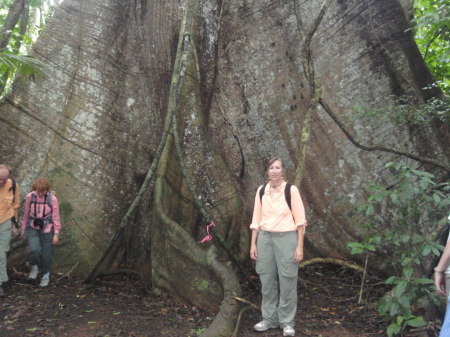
[
  {"left": 52, "top": 234, "right": 59, "bottom": 245},
  {"left": 294, "top": 247, "right": 304, "bottom": 263}
]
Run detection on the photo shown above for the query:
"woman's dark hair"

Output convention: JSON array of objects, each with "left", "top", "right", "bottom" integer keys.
[{"left": 266, "top": 157, "right": 284, "bottom": 171}]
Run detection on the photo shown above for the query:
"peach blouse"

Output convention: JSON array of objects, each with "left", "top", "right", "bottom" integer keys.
[{"left": 250, "top": 181, "right": 307, "bottom": 232}]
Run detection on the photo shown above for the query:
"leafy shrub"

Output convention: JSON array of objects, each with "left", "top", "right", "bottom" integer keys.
[{"left": 347, "top": 162, "right": 450, "bottom": 336}]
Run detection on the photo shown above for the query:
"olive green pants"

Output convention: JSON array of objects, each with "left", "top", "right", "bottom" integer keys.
[{"left": 255, "top": 230, "right": 298, "bottom": 328}]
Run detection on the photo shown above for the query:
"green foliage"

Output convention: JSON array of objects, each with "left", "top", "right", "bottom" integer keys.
[
  {"left": 0, "top": 0, "right": 58, "bottom": 96},
  {"left": 0, "top": 52, "right": 49, "bottom": 77},
  {"left": 347, "top": 162, "right": 450, "bottom": 337},
  {"left": 351, "top": 94, "right": 449, "bottom": 129},
  {"left": 188, "top": 328, "right": 205, "bottom": 336},
  {"left": 412, "top": 0, "right": 450, "bottom": 95}
]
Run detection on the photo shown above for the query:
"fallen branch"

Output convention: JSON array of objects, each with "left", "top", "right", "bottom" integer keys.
[
  {"left": 358, "top": 254, "right": 369, "bottom": 304},
  {"left": 299, "top": 257, "right": 365, "bottom": 273},
  {"left": 57, "top": 261, "right": 79, "bottom": 281},
  {"left": 231, "top": 296, "right": 260, "bottom": 311}
]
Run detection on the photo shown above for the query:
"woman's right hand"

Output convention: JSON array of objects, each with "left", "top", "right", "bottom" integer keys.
[
  {"left": 435, "top": 271, "right": 447, "bottom": 296},
  {"left": 250, "top": 244, "right": 258, "bottom": 260}
]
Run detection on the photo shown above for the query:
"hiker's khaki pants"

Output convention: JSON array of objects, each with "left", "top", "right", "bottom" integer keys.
[
  {"left": 0, "top": 219, "right": 12, "bottom": 284},
  {"left": 256, "top": 230, "right": 298, "bottom": 328}
]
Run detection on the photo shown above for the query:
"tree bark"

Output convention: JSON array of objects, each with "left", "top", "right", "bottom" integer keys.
[{"left": 0, "top": 0, "right": 448, "bottom": 333}]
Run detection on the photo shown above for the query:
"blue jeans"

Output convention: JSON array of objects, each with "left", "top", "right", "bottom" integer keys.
[
  {"left": 25, "top": 227, "right": 54, "bottom": 274},
  {"left": 440, "top": 295, "right": 450, "bottom": 337},
  {"left": 0, "top": 219, "right": 12, "bottom": 284}
]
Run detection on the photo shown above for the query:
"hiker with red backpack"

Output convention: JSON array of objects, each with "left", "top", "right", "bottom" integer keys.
[
  {"left": 0, "top": 164, "right": 20, "bottom": 297},
  {"left": 249, "top": 157, "right": 307, "bottom": 337},
  {"left": 21, "top": 178, "right": 61, "bottom": 287}
]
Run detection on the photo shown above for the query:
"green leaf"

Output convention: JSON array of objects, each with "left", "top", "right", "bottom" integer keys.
[
  {"left": 389, "top": 302, "right": 400, "bottom": 317},
  {"left": 401, "top": 257, "right": 411, "bottom": 267},
  {"left": 387, "top": 322, "right": 401, "bottom": 337},
  {"left": 412, "top": 234, "right": 424, "bottom": 244},
  {"left": 398, "top": 295, "right": 411, "bottom": 308},
  {"left": 432, "top": 246, "right": 440, "bottom": 256},
  {"left": 413, "top": 278, "right": 434, "bottom": 285},
  {"left": 433, "top": 193, "right": 441, "bottom": 204},
  {"left": 406, "top": 317, "right": 426, "bottom": 327},
  {"left": 394, "top": 281, "right": 408, "bottom": 298},
  {"left": 350, "top": 247, "right": 363, "bottom": 255},
  {"left": 365, "top": 205, "right": 374, "bottom": 216},
  {"left": 386, "top": 276, "right": 399, "bottom": 284},
  {"left": 356, "top": 204, "right": 367, "bottom": 211},
  {"left": 400, "top": 233, "right": 410, "bottom": 243},
  {"left": 385, "top": 162, "right": 396, "bottom": 168},
  {"left": 403, "top": 267, "right": 413, "bottom": 281},
  {"left": 422, "top": 245, "right": 432, "bottom": 256}
]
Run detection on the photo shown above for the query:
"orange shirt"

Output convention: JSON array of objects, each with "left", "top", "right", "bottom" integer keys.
[
  {"left": 250, "top": 181, "right": 307, "bottom": 232},
  {"left": 0, "top": 179, "right": 20, "bottom": 223}
]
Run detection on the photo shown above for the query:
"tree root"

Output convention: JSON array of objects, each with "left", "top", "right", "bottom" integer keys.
[
  {"left": 150, "top": 1, "right": 241, "bottom": 336},
  {"left": 231, "top": 305, "right": 253, "bottom": 337}
]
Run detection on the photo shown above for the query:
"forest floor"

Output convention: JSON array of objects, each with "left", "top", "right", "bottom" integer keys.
[{"left": 0, "top": 263, "right": 441, "bottom": 337}]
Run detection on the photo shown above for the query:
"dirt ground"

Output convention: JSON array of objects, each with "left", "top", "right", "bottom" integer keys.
[{"left": 0, "top": 263, "right": 440, "bottom": 337}]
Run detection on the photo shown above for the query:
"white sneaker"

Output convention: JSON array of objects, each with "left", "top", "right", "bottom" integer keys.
[
  {"left": 283, "top": 325, "right": 295, "bottom": 336},
  {"left": 28, "top": 265, "right": 38, "bottom": 280},
  {"left": 39, "top": 273, "right": 50, "bottom": 287},
  {"left": 254, "top": 320, "right": 278, "bottom": 331}
]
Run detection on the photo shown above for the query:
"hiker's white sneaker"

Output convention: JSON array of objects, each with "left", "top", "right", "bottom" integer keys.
[
  {"left": 28, "top": 265, "right": 38, "bottom": 280},
  {"left": 254, "top": 320, "right": 278, "bottom": 331},
  {"left": 39, "top": 273, "right": 50, "bottom": 287},
  {"left": 283, "top": 325, "right": 295, "bottom": 336}
]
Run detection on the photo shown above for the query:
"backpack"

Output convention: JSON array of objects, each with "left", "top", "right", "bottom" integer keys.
[
  {"left": 27, "top": 191, "right": 54, "bottom": 229},
  {"left": 8, "top": 178, "right": 16, "bottom": 202},
  {"left": 259, "top": 182, "right": 292, "bottom": 210}
]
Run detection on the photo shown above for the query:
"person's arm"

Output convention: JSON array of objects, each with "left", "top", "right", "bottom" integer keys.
[
  {"left": 291, "top": 186, "right": 307, "bottom": 263},
  {"left": 291, "top": 186, "right": 307, "bottom": 226},
  {"left": 12, "top": 183, "right": 19, "bottom": 219},
  {"left": 51, "top": 195, "right": 61, "bottom": 245},
  {"left": 294, "top": 225, "right": 305, "bottom": 263},
  {"left": 250, "top": 229, "right": 259, "bottom": 260},
  {"left": 435, "top": 240, "right": 450, "bottom": 296},
  {"left": 249, "top": 186, "right": 263, "bottom": 260}
]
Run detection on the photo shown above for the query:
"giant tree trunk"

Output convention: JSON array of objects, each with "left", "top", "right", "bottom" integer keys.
[{"left": 0, "top": 0, "right": 448, "bottom": 335}]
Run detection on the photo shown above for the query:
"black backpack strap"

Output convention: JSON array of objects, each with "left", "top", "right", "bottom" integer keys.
[
  {"left": 284, "top": 183, "right": 292, "bottom": 211},
  {"left": 9, "top": 178, "right": 16, "bottom": 202},
  {"left": 259, "top": 184, "right": 266, "bottom": 205},
  {"left": 33, "top": 192, "right": 48, "bottom": 218}
]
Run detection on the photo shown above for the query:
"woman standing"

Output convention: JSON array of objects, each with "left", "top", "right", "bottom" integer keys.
[
  {"left": 434, "top": 214, "right": 450, "bottom": 337},
  {"left": 21, "top": 178, "right": 61, "bottom": 287},
  {"left": 250, "top": 157, "right": 307, "bottom": 337}
]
